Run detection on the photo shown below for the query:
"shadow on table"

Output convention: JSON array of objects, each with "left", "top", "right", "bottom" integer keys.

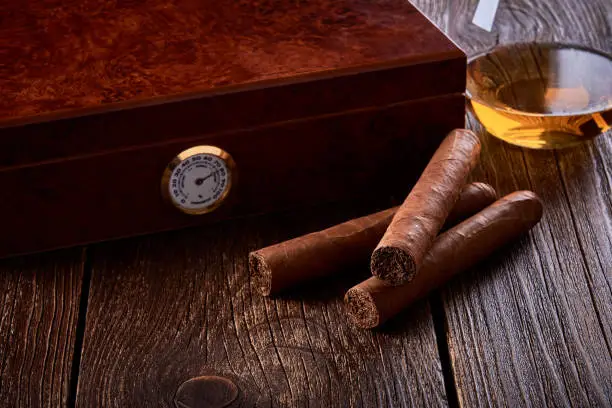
[{"left": 268, "top": 261, "right": 371, "bottom": 303}]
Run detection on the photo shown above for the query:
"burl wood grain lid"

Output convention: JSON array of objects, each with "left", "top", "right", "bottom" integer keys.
[{"left": 0, "top": 0, "right": 464, "bottom": 126}]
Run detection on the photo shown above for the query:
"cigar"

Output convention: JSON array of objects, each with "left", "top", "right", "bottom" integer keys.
[
  {"left": 371, "top": 129, "right": 481, "bottom": 285},
  {"left": 345, "top": 191, "right": 543, "bottom": 329},
  {"left": 249, "top": 182, "right": 497, "bottom": 296}
]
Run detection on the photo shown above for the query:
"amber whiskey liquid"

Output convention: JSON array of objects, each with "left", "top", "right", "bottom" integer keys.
[{"left": 467, "top": 43, "right": 612, "bottom": 149}]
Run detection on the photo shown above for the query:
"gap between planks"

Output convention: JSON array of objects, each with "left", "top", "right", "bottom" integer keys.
[
  {"left": 430, "top": 292, "right": 461, "bottom": 408},
  {"left": 68, "top": 247, "right": 93, "bottom": 408}
]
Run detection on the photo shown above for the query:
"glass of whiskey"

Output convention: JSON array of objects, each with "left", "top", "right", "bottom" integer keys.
[{"left": 466, "top": 43, "right": 612, "bottom": 149}]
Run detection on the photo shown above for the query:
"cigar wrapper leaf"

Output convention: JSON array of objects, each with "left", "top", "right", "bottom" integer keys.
[
  {"left": 346, "top": 190, "right": 543, "bottom": 329},
  {"left": 371, "top": 129, "right": 482, "bottom": 285},
  {"left": 249, "top": 182, "right": 497, "bottom": 296}
]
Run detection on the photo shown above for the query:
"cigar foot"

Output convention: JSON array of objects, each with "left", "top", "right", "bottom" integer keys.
[
  {"left": 249, "top": 253, "right": 272, "bottom": 296},
  {"left": 370, "top": 247, "right": 415, "bottom": 285},
  {"left": 345, "top": 287, "right": 379, "bottom": 329}
]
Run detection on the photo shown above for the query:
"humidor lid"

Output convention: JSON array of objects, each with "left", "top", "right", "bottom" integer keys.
[{"left": 0, "top": 0, "right": 465, "bottom": 165}]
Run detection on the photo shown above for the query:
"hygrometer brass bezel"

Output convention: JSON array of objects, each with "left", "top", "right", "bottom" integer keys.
[{"left": 161, "top": 145, "right": 236, "bottom": 215}]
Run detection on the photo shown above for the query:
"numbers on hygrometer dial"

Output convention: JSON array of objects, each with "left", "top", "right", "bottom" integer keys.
[{"left": 162, "top": 146, "right": 235, "bottom": 215}]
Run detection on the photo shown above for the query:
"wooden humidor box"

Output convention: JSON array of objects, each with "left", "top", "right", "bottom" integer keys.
[{"left": 0, "top": 0, "right": 465, "bottom": 258}]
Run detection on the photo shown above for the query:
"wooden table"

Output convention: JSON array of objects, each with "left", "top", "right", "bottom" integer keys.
[{"left": 1, "top": 0, "right": 610, "bottom": 406}]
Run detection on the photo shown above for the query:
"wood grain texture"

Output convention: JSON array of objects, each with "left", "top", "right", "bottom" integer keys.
[
  {"left": 0, "top": 0, "right": 461, "bottom": 121},
  {"left": 413, "top": 0, "right": 611, "bottom": 55},
  {"left": 0, "top": 58, "right": 464, "bottom": 168},
  {"left": 443, "top": 118, "right": 612, "bottom": 407},
  {"left": 411, "top": 0, "right": 612, "bottom": 405},
  {"left": 75, "top": 205, "right": 449, "bottom": 407},
  {"left": 0, "top": 250, "right": 84, "bottom": 407}
]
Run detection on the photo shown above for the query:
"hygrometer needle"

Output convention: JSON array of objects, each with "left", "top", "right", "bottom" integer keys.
[{"left": 195, "top": 171, "right": 218, "bottom": 186}]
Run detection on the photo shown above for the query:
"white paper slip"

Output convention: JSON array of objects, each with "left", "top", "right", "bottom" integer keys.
[{"left": 472, "top": 0, "right": 501, "bottom": 32}]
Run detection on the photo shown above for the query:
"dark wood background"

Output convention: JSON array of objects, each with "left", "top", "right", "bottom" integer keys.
[{"left": 1, "top": 0, "right": 610, "bottom": 406}]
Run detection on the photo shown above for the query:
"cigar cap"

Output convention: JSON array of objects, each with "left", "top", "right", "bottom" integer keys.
[
  {"left": 344, "top": 287, "right": 380, "bottom": 329},
  {"left": 512, "top": 190, "right": 544, "bottom": 222},
  {"left": 468, "top": 182, "right": 497, "bottom": 199},
  {"left": 453, "top": 128, "right": 479, "bottom": 139}
]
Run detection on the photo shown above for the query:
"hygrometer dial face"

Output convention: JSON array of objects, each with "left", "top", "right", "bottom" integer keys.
[{"left": 162, "top": 146, "right": 235, "bottom": 215}]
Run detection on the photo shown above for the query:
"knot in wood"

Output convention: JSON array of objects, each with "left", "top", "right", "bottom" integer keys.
[{"left": 174, "top": 376, "right": 238, "bottom": 408}]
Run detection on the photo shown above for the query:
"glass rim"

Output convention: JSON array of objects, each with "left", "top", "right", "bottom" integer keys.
[{"left": 465, "top": 41, "right": 612, "bottom": 117}]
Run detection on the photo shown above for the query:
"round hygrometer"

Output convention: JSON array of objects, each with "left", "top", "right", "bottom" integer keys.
[{"left": 161, "top": 146, "right": 236, "bottom": 215}]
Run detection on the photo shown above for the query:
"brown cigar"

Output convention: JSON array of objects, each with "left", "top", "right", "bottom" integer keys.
[
  {"left": 249, "top": 182, "right": 497, "bottom": 296},
  {"left": 345, "top": 191, "right": 543, "bottom": 329},
  {"left": 371, "top": 129, "right": 481, "bottom": 285}
]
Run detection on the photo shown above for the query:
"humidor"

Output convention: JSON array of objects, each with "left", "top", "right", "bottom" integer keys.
[{"left": 0, "top": 0, "right": 465, "bottom": 257}]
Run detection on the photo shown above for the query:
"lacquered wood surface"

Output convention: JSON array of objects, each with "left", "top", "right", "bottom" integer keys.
[
  {"left": 0, "top": 0, "right": 461, "bottom": 122},
  {"left": 0, "top": 59, "right": 464, "bottom": 167}
]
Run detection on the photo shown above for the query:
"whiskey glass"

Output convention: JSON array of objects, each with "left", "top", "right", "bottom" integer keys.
[{"left": 466, "top": 42, "right": 612, "bottom": 149}]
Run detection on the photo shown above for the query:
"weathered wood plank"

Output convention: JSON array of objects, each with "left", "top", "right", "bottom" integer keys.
[
  {"left": 411, "top": 0, "right": 612, "bottom": 406},
  {"left": 0, "top": 250, "right": 85, "bottom": 407},
  {"left": 443, "top": 116, "right": 612, "bottom": 407},
  {"left": 412, "top": 0, "right": 611, "bottom": 55},
  {"left": 76, "top": 206, "right": 448, "bottom": 407},
  {"left": 555, "top": 136, "right": 612, "bottom": 351}
]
